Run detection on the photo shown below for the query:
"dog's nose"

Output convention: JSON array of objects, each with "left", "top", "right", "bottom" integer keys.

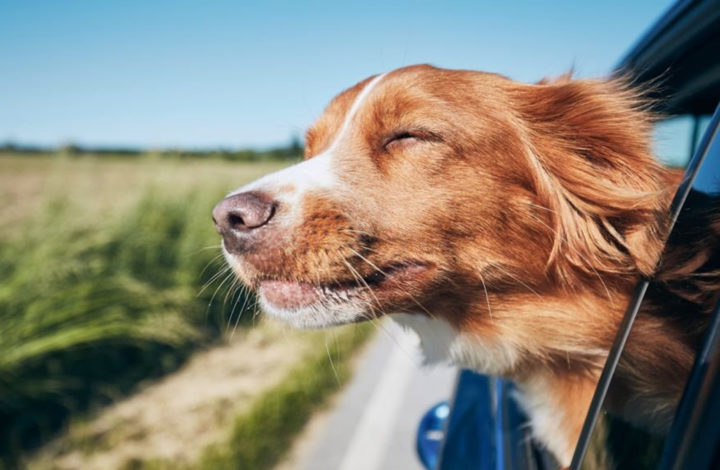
[{"left": 213, "top": 191, "right": 276, "bottom": 238}]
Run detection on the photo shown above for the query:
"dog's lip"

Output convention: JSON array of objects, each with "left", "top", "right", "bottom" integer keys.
[
  {"left": 259, "top": 280, "right": 325, "bottom": 310},
  {"left": 257, "top": 261, "right": 431, "bottom": 311}
]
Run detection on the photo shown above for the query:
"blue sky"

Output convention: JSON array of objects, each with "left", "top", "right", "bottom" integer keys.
[{"left": 0, "top": 0, "right": 674, "bottom": 149}]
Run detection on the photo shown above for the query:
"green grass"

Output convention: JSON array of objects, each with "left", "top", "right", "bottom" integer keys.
[
  {"left": 0, "top": 189, "right": 225, "bottom": 458},
  {"left": 0, "top": 157, "right": 287, "bottom": 464}
]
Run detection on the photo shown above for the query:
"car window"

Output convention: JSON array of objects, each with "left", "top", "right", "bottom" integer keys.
[
  {"left": 574, "top": 108, "right": 720, "bottom": 469},
  {"left": 653, "top": 114, "right": 713, "bottom": 168}
]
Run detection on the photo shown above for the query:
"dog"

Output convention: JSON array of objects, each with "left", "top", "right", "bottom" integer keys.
[{"left": 212, "top": 64, "right": 719, "bottom": 466}]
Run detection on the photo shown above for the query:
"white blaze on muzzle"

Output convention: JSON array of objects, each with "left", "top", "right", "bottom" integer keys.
[{"left": 228, "top": 72, "right": 388, "bottom": 217}]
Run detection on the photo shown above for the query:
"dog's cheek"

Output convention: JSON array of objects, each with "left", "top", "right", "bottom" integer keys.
[
  {"left": 240, "top": 229, "right": 296, "bottom": 279},
  {"left": 292, "top": 195, "right": 359, "bottom": 280}
]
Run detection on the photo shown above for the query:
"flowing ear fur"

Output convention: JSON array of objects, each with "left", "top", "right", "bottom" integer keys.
[{"left": 508, "top": 76, "right": 678, "bottom": 282}]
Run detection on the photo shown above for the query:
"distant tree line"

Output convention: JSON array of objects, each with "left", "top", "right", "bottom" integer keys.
[{"left": 0, "top": 136, "right": 304, "bottom": 162}]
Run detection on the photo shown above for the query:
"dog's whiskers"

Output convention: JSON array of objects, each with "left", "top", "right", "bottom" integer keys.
[
  {"left": 206, "top": 270, "right": 235, "bottom": 318},
  {"left": 229, "top": 284, "right": 253, "bottom": 337},
  {"left": 222, "top": 275, "right": 239, "bottom": 308},
  {"left": 342, "top": 258, "right": 386, "bottom": 317},
  {"left": 489, "top": 263, "right": 542, "bottom": 298},
  {"left": 347, "top": 247, "right": 388, "bottom": 276},
  {"left": 197, "top": 264, "right": 231, "bottom": 297},
  {"left": 325, "top": 332, "right": 341, "bottom": 385},
  {"left": 345, "top": 248, "right": 438, "bottom": 320},
  {"left": 478, "top": 271, "right": 493, "bottom": 321},
  {"left": 197, "top": 251, "right": 226, "bottom": 280},
  {"left": 192, "top": 244, "right": 223, "bottom": 254}
]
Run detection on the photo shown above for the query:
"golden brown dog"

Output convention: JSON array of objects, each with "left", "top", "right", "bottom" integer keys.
[{"left": 212, "top": 64, "right": 720, "bottom": 465}]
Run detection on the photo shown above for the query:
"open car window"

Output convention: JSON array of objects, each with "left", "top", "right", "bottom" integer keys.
[
  {"left": 654, "top": 114, "right": 713, "bottom": 168},
  {"left": 572, "top": 104, "right": 720, "bottom": 469}
]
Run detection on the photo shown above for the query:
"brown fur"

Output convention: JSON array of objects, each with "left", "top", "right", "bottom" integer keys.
[{"left": 221, "top": 64, "right": 720, "bottom": 464}]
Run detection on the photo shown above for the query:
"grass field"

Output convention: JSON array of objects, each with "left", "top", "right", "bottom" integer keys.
[{"left": 0, "top": 153, "right": 374, "bottom": 469}]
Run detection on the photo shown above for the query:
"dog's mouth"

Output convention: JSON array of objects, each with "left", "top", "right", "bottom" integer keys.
[{"left": 257, "top": 261, "right": 432, "bottom": 311}]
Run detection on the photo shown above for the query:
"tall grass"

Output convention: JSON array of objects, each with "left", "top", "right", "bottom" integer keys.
[{"left": 0, "top": 185, "right": 248, "bottom": 461}]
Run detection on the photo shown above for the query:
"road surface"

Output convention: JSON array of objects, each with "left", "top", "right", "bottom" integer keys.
[{"left": 296, "top": 321, "right": 457, "bottom": 470}]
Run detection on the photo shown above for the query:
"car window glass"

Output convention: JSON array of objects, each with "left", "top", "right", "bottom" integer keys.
[
  {"left": 654, "top": 115, "right": 695, "bottom": 167},
  {"left": 578, "top": 114, "right": 720, "bottom": 469},
  {"left": 695, "top": 115, "right": 713, "bottom": 153},
  {"left": 653, "top": 115, "right": 712, "bottom": 169}
]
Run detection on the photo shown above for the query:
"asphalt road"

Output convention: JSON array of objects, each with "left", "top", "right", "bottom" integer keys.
[{"left": 298, "top": 321, "right": 458, "bottom": 470}]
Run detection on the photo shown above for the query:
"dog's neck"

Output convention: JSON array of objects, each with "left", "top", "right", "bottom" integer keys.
[
  {"left": 392, "top": 295, "right": 610, "bottom": 466},
  {"left": 393, "top": 272, "right": 707, "bottom": 464}
]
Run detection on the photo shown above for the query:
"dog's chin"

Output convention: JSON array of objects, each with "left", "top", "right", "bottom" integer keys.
[
  {"left": 231, "top": 259, "right": 436, "bottom": 329},
  {"left": 257, "top": 288, "right": 370, "bottom": 329}
]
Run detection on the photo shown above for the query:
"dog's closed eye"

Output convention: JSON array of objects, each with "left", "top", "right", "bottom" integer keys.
[
  {"left": 384, "top": 131, "right": 421, "bottom": 151},
  {"left": 383, "top": 129, "right": 441, "bottom": 152}
]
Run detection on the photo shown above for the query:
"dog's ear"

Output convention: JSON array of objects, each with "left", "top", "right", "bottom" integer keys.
[{"left": 508, "top": 77, "right": 676, "bottom": 282}]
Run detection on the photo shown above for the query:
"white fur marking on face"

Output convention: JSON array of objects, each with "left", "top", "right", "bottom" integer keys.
[
  {"left": 229, "top": 72, "right": 388, "bottom": 204},
  {"left": 324, "top": 72, "right": 387, "bottom": 154},
  {"left": 222, "top": 72, "right": 390, "bottom": 326},
  {"left": 235, "top": 151, "right": 335, "bottom": 202}
]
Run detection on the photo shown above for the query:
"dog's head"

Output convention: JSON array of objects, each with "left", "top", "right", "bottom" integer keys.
[{"left": 214, "top": 64, "right": 672, "bottom": 339}]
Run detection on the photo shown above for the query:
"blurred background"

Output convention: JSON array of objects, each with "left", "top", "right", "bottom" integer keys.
[{"left": 0, "top": 1, "right": 676, "bottom": 469}]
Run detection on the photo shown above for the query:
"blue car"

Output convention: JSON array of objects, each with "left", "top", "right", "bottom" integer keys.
[{"left": 417, "top": 1, "right": 720, "bottom": 468}]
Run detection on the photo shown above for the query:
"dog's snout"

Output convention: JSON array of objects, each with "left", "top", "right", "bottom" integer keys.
[{"left": 213, "top": 191, "right": 276, "bottom": 241}]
